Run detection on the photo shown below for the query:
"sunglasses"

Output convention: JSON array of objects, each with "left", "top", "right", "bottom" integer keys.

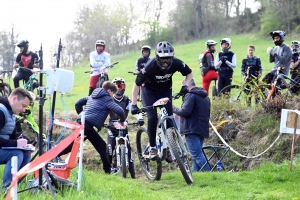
[
  {"left": 159, "top": 57, "right": 172, "bottom": 65},
  {"left": 116, "top": 84, "right": 126, "bottom": 90}
]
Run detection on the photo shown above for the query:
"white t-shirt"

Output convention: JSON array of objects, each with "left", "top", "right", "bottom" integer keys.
[{"left": 89, "top": 51, "right": 111, "bottom": 76}]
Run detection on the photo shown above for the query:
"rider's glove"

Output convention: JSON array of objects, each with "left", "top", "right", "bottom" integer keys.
[
  {"left": 131, "top": 104, "right": 139, "bottom": 115},
  {"left": 221, "top": 57, "right": 227, "bottom": 63},
  {"left": 179, "top": 85, "right": 188, "bottom": 96},
  {"left": 138, "top": 119, "right": 144, "bottom": 126}
]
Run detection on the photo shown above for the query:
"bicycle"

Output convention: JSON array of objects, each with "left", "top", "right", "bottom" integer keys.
[
  {"left": 218, "top": 66, "right": 271, "bottom": 106},
  {"left": 17, "top": 66, "right": 40, "bottom": 93},
  {"left": 85, "top": 62, "right": 119, "bottom": 88},
  {"left": 0, "top": 69, "right": 13, "bottom": 97},
  {"left": 104, "top": 120, "right": 139, "bottom": 178},
  {"left": 265, "top": 66, "right": 300, "bottom": 102},
  {"left": 136, "top": 93, "right": 193, "bottom": 184}
]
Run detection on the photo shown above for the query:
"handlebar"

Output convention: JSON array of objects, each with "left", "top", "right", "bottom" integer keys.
[
  {"left": 103, "top": 121, "right": 140, "bottom": 128},
  {"left": 86, "top": 62, "right": 119, "bottom": 73},
  {"left": 128, "top": 71, "right": 140, "bottom": 75}
]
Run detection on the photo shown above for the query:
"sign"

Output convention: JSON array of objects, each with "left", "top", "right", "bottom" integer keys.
[{"left": 280, "top": 109, "right": 300, "bottom": 134}]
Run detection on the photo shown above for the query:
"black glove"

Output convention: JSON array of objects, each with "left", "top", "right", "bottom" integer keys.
[
  {"left": 221, "top": 56, "right": 227, "bottom": 63},
  {"left": 131, "top": 104, "right": 139, "bottom": 115},
  {"left": 179, "top": 85, "right": 188, "bottom": 95},
  {"left": 138, "top": 119, "right": 144, "bottom": 126}
]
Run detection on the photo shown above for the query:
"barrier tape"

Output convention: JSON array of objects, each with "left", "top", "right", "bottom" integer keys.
[
  {"left": 209, "top": 120, "right": 282, "bottom": 159},
  {"left": 6, "top": 124, "right": 83, "bottom": 200}
]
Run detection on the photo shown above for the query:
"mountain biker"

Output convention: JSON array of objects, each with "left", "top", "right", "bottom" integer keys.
[
  {"left": 107, "top": 77, "right": 144, "bottom": 178},
  {"left": 59, "top": 81, "right": 126, "bottom": 174},
  {"left": 215, "top": 38, "right": 236, "bottom": 94},
  {"left": 88, "top": 40, "right": 111, "bottom": 95},
  {"left": 290, "top": 40, "right": 300, "bottom": 80},
  {"left": 131, "top": 41, "right": 193, "bottom": 159},
  {"left": 241, "top": 45, "right": 262, "bottom": 105},
  {"left": 13, "top": 40, "right": 39, "bottom": 89},
  {"left": 135, "top": 45, "right": 151, "bottom": 73},
  {"left": 199, "top": 40, "right": 218, "bottom": 93},
  {"left": 264, "top": 30, "right": 292, "bottom": 90},
  {"left": 173, "top": 79, "right": 211, "bottom": 172},
  {"left": 15, "top": 91, "right": 39, "bottom": 141}
]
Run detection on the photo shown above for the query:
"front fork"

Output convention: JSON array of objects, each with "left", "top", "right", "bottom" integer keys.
[{"left": 116, "top": 139, "right": 129, "bottom": 168}]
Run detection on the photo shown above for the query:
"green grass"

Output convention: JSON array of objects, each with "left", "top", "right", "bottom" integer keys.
[{"left": 10, "top": 160, "right": 300, "bottom": 200}]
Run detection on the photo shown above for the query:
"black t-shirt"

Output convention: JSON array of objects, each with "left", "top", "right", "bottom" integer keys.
[
  {"left": 16, "top": 51, "right": 39, "bottom": 69},
  {"left": 135, "top": 57, "right": 192, "bottom": 91}
]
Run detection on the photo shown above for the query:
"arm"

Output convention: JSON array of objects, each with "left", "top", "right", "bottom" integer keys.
[
  {"left": 127, "top": 100, "right": 143, "bottom": 121},
  {"left": 206, "top": 53, "right": 215, "bottom": 69},
  {"left": 241, "top": 59, "right": 246, "bottom": 77},
  {"left": 215, "top": 53, "right": 222, "bottom": 69},
  {"left": 106, "top": 102, "right": 126, "bottom": 122},
  {"left": 135, "top": 60, "right": 139, "bottom": 73},
  {"left": 269, "top": 54, "right": 275, "bottom": 63},
  {"left": 182, "top": 72, "right": 193, "bottom": 86},
  {"left": 32, "top": 53, "right": 39, "bottom": 68},
  {"left": 75, "top": 97, "right": 88, "bottom": 114},
  {"left": 0, "top": 111, "right": 17, "bottom": 147},
  {"left": 132, "top": 71, "right": 146, "bottom": 105},
  {"left": 225, "top": 54, "right": 236, "bottom": 69},
  {"left": 14, "top": 54, "right": 21, "bottom": 69},
  {"left": 173, "top": 95, "right": 194, "bottom": 117},
  {"left": 131, "top": 84, "right": 140, "bottom": 105},
  {"left": 104, "top": 53, "right": 111, "bottom": 67}
]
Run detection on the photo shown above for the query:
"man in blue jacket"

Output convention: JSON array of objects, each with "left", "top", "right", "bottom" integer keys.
[
  {"left": 173, "top": 79, "right": 211, "bottom": 172},
  {"left": 59, "top": 81, "right": 126, "bottom": 174}
]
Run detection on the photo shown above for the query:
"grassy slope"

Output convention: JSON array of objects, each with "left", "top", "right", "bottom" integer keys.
[
  {"left": 6, "top": 34, "right": 300, "bottom": 199},
  {"left": 52, "top": 33, "right": 276, "bottom": 111}
]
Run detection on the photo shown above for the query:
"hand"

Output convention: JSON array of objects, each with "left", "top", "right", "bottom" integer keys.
[
  {"left": 138, "top": 119, "right": 144, "bottom": 126},
  {"left": 17, "top": 138, "right": 28, "bottom": 148},
  {"left": 131, "top": 104, "right": 139, "bottom": 115},
  {"left": 243, "top": 76, "right": 247, "bottom": 80},
  {"left": 221, "top": 57, "right": 227, "bottom": 63},
  {"left": 179, "top": 85, "right": 188, "bottom": 95},
  {"left": 267, "top": 47, "right": 274, "bottom": 54}
]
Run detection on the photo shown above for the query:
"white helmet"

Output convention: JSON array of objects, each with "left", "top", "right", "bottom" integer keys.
[
  {"left": 220, "top": 38, "right": 232, "bottom": 50},
  {"left": 291, "top": 41, "right": 300, "bottom": 52},
  {"left": 205, "top": 40, "right": 218, "bottom": 48},
  {"left": 95, "top": 40, "right": 105, "bottom": 46}
]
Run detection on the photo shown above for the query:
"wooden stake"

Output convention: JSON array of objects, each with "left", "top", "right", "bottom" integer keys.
[{"left": 290, "top": 113, "right": 298, "bottom": 171}]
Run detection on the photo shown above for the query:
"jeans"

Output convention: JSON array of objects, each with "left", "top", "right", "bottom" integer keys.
[
  {"left": 185, "top": 134, "right": 211, "bottom": 172},
  {"left": 0, "top": 149, "right": 31, "bottom": 187},
  {"left": 13, "top": 70, "right": 33, "bottom": 88}
]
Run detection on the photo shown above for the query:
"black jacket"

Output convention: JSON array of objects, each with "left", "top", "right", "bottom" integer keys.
[{"left": 173, "top": 87, "right": 210, "bottom": 138}]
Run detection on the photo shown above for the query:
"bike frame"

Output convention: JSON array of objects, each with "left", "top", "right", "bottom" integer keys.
[{"left": 113, "top": 121, "right": 129, "bottom": 168}]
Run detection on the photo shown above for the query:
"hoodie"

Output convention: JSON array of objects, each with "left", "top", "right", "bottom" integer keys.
[
  {"left": 0, "top": 97, "right": 18, "bottom": 147},
  {"left": 173, "top": 87, "right": 210, "bottom": 138},
  {"left": 75, "top": 88, "right": 126, "bottom": 130}
]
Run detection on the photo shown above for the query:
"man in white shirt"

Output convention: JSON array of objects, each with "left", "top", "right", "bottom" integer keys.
[{"left": 88, "top": 40, "right": 111, "bottom": 95}]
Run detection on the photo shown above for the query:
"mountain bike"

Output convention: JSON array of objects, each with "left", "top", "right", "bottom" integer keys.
[
  {"left": 218, "top": 66, "right": 271, "bottom": 106},
  {"left": 18, "top": 66, "right": 40, "bottom": 93},
  {"left": 0, "top": 69, "right": 13, "bottom": 97},
  {"left": 136, "top": 93, "right": 193, "bottom": 184},
  {"left": 105, "top": 120, "right": 139, "bottom": 178},
  {"left": 266, "top": 66, "right": 300, "bottom": 102},
  {"left": 85, "top": 62, "right": 119, "bottom": 88}
]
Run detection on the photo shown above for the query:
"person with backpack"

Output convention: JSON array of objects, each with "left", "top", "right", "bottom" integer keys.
[
  {"left": 199, "top": 40, "right": 218, "bottom": 94},
  {"left": 215, "top": 38, "right": 236, "bottom": 94},
  {"left": 290, "top": 40, "right": 300, "bottom": 80}
]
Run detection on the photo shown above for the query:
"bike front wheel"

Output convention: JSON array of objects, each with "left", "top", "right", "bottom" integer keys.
[
  {"left": 136, "top": 127, "right": 162, "bottom": 180},
  {"left": 120, "top": 144, "right": 127, "bottom": 178},
  {"left": 166, "top": 128, "right": 193, "bottom": 184}
]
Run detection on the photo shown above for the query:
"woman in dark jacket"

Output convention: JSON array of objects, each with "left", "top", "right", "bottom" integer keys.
[{"left": 173, "top": 79, "right": 211, "bottom": 172}]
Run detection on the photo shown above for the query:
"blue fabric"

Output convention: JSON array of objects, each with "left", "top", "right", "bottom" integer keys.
[
  {"left": 0, "top": 149, "right": 31, "bottom": 187},
  {"left": 75, "top": 88, "right": 126, "bottom": 130},
  {"left": 185, "top": 134, "right": 210, "bottom": 172},
  {"left": 0, "top": 104, "right": 16, "bottom": 140},
  {"left": 173, "top": 87, "right": 210, "bottom": 138}
]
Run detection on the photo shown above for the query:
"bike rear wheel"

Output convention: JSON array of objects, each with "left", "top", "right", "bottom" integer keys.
[
  {"left": 166, "top": 128, "right": 193, "bottom": 184},
  {"left": 0, "top": 83, "right": 12, "bottom": 97},
  {"left": 136, "top": 127, "right": 162, "bottom": 180},
  {"left": 120, "top": 144, "right": 127, "bottom": 178}
]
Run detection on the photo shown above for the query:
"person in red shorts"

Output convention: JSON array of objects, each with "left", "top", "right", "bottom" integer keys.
[{"left": 198, "top": 40, "right": 218, "bottom": 94}]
